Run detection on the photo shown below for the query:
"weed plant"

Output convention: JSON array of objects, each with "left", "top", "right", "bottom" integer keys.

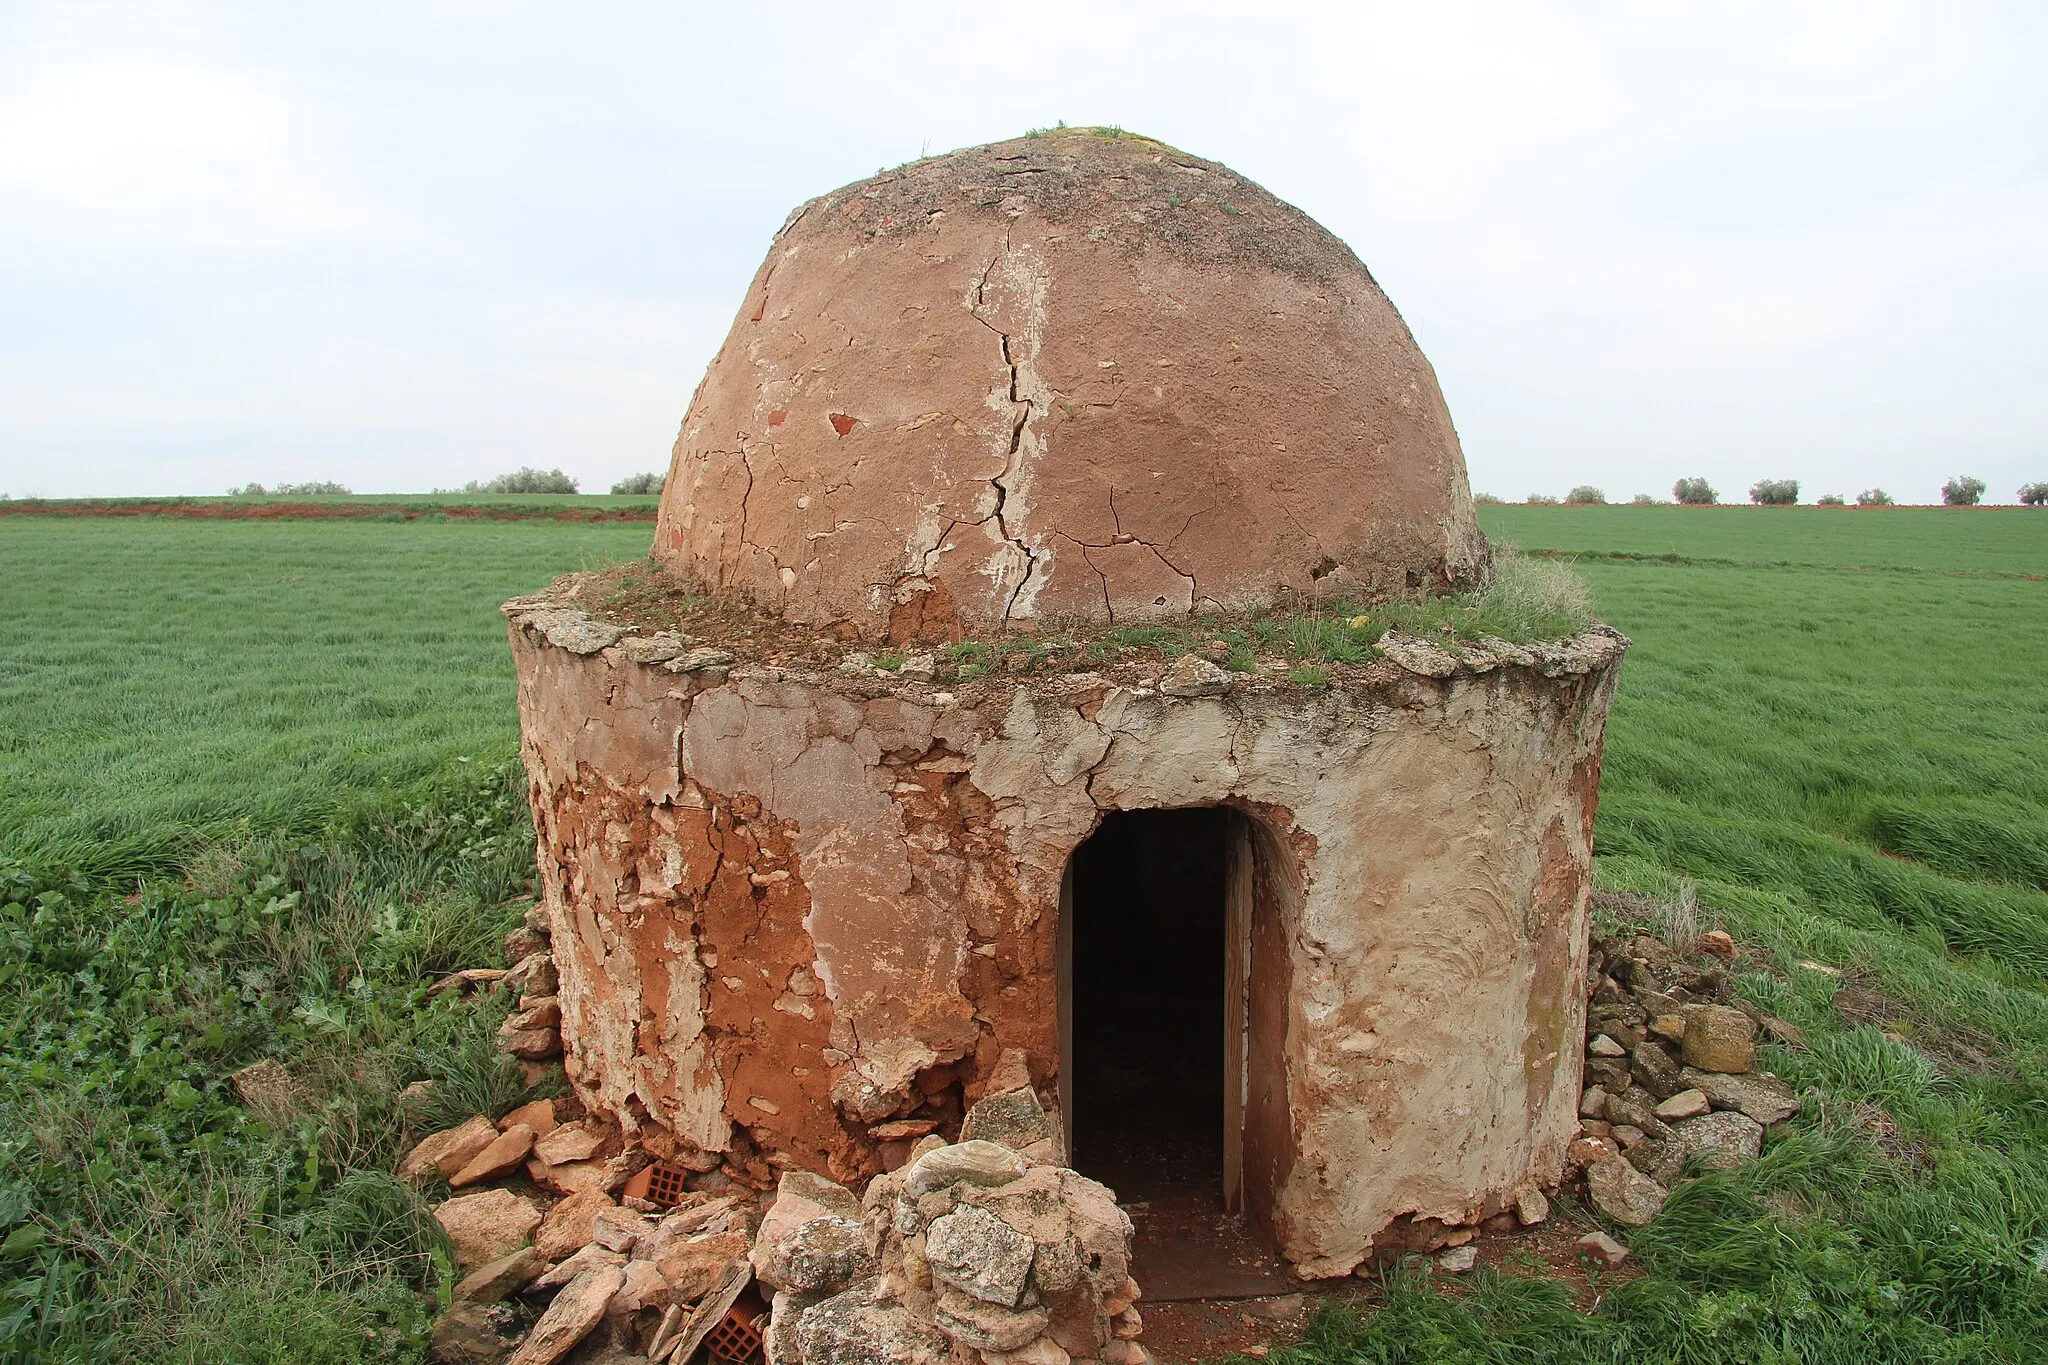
[{"left": 0, "top": 763, "right": 553, "bottom": 1360}]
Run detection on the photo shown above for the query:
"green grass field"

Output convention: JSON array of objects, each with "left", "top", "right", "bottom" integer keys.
[
  {"left": 1481, "top": 503, "right": 2047, "bottom": 575},
  {"left": 2, "top": 492, "right": 660, "bottom": 515},
  {"left": 1, "top": 507, "right": 2045, "bottom": 1360},
  {"left": 0, "top": 518, "right": 651, "bottom": 876}
]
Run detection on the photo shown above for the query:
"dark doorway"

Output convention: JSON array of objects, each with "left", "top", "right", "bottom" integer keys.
[
  {"left": 1068, "top": 806, "right": 1229, "bottom": 1182},
  {"left": 1063, "top": 807, "right": 1296, "bottom": 1300}
]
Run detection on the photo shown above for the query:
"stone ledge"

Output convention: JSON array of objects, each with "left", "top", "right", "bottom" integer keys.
[{"left": 501, "top": 594, "right": 1630, "bottom": 707}]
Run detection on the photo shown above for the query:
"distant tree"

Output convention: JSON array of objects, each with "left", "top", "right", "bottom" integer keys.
[
  {"left": 1749, "top": 478, "right": 1800, "bottom": 506},
  {"left": 2018, "top": 482, "right": 2047, "bottom": 507},
  {"left": 1472, "top": 492, "right": 1505, "bottom": 505},
  {"left": 1816, "top": 493, "right": 1846, "bottom": 506},
  {"left": 610, "top": 471, "right": 665, "bottom": 495},
  {"left": 1857, "top": 488, "right": 1894, "bottom": 507},
  {"left": 1565, "top": 485, "right": 1607, "bottom": 505},
  {"left": 1673, "top": 477, "right": 1717, "bottom": 505},
  {"left": 462, "top": 467, "right": 580, "bottom": 494},
  {"left": 1525, "top": 493, "right": 1560, "bottom": 506},
  {"left": 1942, "top": 475, "right": 1986, "bottom": 507},
  {"left": 1630, "top": 493, "right": 1658, "bottom": 505},
  {"left": 229, "top": 481, "right": 351, "bottom": 496}
]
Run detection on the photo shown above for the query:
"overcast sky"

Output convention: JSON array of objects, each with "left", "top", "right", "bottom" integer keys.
[{"left": 1, "top": 1, "right": 2042, "bottom": 503}]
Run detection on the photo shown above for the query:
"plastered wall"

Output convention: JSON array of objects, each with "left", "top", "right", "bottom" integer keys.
[{"left": 511, "top": 604, "right": 1625, "bottom": 1274}]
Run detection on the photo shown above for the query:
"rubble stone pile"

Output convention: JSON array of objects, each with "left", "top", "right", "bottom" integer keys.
[
  {"left": 754, "top": 1086, "right": 1143, "bottom": 1365},
  {"left": 498, "top": 903, "right": 566, "bottom": 1069},
  {"left": 1564, "top": 926, "right": 1804, "bottom": 1227},
  {"left": 407, "top": 980, "right": 1142, "bottom": 1365}
]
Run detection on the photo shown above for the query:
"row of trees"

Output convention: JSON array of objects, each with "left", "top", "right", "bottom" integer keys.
[
  {"left": 433, "top": 468, "right": 668, "bottom": 495},
  {"left": 226, "top": 469, "right": 670, "bottom": 497},
  {"left": 228, "top": 481, "right": 352, "bottom": 496},
  {"left": 1485, "top": 477, "right": 2045, "bottom": 507}
]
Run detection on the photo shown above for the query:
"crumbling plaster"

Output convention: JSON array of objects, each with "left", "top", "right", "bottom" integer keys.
[{"left": 511, "top": 603, "right": 1626, "bottom": 1278}]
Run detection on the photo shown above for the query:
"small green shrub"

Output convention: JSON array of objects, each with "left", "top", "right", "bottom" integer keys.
[
  {"left": 1279, "top": 617, "right": 1378, "bottom": 665},
  {"left": 453, "top": 468, "right": 579, "bottom": 495},
  {"left": 1630, "top": 493, "right": 1658, "bottom": 505},
  {"left": 609, "top": 471, "right": 665, "bottom": 495},
  {"left": 1750, "top": 478, "right": 1800, "bottom": 506},
  {"left": 1472, "top": 492, "right": 1504, "bottom": 505},
  {"left": 1565, "top": 485, "right": 1606, "bottom": 505},
  {"left": 406, "top": 997, "right": 553, "bottom": 1133},
  {"left": 1817, "top": 493, "right": 1846, "bottom": 506},
  {"left": 1464, "top": 548, "right": 1594, "bottom": 639},
  {"left": 231, "top": 482, "right": 352, "bottom": 496},
  {"left": 1858, "top": 487, "right": 1895, "bottom": 506},
  {"left": 1525, "top": 492, "right": 1560, "bottom": 505},
  {"left": 1942, "top": 475, "right": 1986, "bottom": 507},
  {"left": 288, "top": 1170, "right": 450, "bottom": 1287},
  {"left": 1674, "top": 476, "right": 1717, "bottom": 504}
]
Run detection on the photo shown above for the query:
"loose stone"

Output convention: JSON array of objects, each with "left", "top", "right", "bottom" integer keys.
[
  {"left": 1652, "top": 1089, "right": 1710, "bottom": 1122},
  {"left": 1629, "top": 1040, "right": 1685, "bottom": 1099},
  {"left": 505, "top": 1264, "right": 623, "bottom": 1365},
  {"left": 401, "top": 1115, "right": 501, "bottom": 1185},
  {"left": 1585, "top": 1156, "right": 1668, "bottom": 1227},
  {"left": 1696, "top": 929, "right": 1737, "bottom": 960},
  {"left": 1158, "top": 653, "right": 1230, "bottom": 697},
  {"left": 435, "top": 1189, "right": 543, "bottom": 1269},
  {"left": 1575, "top": 1231, "right": 1631, "bottom": 1266},
  {"left": 1680, "top": 1004, "right": 1757, "bottom": 1074},
  {"left": 1670, "top": 1111, "right": 1764, "bottom": 1170},
  {"left": 666, "top": 646, "right": 735, "bottom": 673},
  {"left": 1678, "top": 1067, "right": 1801, "bottom": 1125},
  {"left": 450, "top": 1125, "right": 536, "bottom": 1188},
  {"left": 454, "top": 1247, "right": 543, "bottom": 1303}
]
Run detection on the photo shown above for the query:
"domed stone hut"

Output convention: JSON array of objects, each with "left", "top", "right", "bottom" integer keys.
[{"left": 508, "top": 130, "right": 1627, "bottom": 1280}]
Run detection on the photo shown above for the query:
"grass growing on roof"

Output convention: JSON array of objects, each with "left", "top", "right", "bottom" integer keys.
[{"left": 940, "top": 547, "right": 1595, "bottom": 679}]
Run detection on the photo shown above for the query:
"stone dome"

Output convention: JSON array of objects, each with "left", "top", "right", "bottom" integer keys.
[{"left": 654, "top": 129, "right": 1488, "bottom": 642}]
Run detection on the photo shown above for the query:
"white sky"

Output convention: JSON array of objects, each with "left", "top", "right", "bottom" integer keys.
[{"left": 1, "top": 1, "right": 2042, "bottom": 503}]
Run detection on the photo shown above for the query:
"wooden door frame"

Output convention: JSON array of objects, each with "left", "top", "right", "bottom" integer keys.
[
  {"left": 1223, "top": 809, "right": 1254, "bottom": 1214},
  {"left": 1057, "top": 857, "right": 1075, "bottom": 1165}
]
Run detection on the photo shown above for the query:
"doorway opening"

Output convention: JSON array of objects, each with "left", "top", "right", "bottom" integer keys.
[
  {"left": 1066, "top": 806, "right": 1228, "bottom": 1188},
  {"left": 1061, "top": 806, "right": 1294, "bottom": 1299}
]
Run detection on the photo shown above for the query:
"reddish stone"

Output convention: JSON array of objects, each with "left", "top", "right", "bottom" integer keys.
[
  {"left": 400, "top": 1116, "right": 500, "bottom": 1185},
  {"left": 450, "top": 1124, "right": 537, "bottom": 1188}
]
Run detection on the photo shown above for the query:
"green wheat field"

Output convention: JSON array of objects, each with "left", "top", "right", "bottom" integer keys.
[{"left": 1, "top": 505, "right": 2045, "bottom": 1361}]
